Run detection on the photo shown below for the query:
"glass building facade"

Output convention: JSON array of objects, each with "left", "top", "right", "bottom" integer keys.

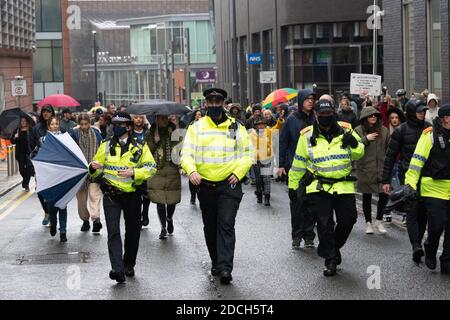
[
  {"left": 94, "top": 15, "right": 216, "bottom": 107},
  {"left": 282, "top": 21, "right": 383, "bottom": 96}
]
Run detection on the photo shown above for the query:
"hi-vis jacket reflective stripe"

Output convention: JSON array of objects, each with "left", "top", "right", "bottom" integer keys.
[
  {"left": 181, "top": 115, "right": 253, "bottom": 182},
  {"left": 89, "top": 139, "right": 157, "bottom": 193},
  {"left": 405, "top": 128, "right": 450, "bottom": 201},
  {"left": 288, "top": 123, "right": 365, "bottom": 195}
]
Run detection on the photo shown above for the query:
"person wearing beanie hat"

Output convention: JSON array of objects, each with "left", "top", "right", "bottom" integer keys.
[
  {"left": 89, "top": 111, "right": 157, "bottom": 283},
  {"left": 405, "top": 103, "right": 450, "bottom": 274},
  {"left": 288, "top": 96, "right": 365, "bottom": 276},
  {"left": 278, "top": 88, "right": 317, "bottom": 250}
]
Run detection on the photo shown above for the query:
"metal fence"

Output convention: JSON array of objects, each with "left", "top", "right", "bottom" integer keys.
[{"left": 6, "top": 145, "right": 19, "bottom": 176}]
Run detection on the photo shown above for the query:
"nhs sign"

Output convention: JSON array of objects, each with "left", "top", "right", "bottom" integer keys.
[{"left": 247, "top": 52, "right": 263, "bottom": 65}]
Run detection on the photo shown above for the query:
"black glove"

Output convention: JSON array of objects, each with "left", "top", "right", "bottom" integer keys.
[
  {"left": 342, "top": 132, "right": 359, "bottom": 149},
  {"left": 288, "top": 189, "right": 298, "bottom": 203}
]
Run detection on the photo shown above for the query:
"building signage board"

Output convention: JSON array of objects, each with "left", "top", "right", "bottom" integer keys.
[
  {"left": 260, "top": 71, "right": 277, "bottom": 84},
  {"left": 196, "top": 70, "right": 216, "bottom": 83},
  {"left": 11, "top": 79, "right": 27, "bottom": 97},
  {"left": 350, "top": 73, "right": 382, "bottom": 96},
  {"left": 247, "top": 52, "right": 263, "bottom": 65}
]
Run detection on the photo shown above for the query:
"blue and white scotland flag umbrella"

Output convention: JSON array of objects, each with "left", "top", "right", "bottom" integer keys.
[{"left": 32, "top": 132, "right": 88, "bottom": 209}]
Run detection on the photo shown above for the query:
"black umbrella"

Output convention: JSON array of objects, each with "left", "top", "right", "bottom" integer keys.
[
  {"left": 0, "top": 107, "right": 35, "bottom": 139},
  {"left": 127, "top": 100, "right": 192, "bottom": 116}
]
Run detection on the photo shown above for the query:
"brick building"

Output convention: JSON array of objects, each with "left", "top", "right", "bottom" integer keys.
[
  {"left": 0, "top": 0, "right": 35, "bottom": 112},
  {"left": 32, "top": 0, "right": 72, "bottom": 106},
  {"left": 382, "top": 0, "right": 450, "bottom": 103}
]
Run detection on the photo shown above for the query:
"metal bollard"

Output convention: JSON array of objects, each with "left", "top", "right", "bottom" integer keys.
[
  {"left": 7, "top": 145, "right": 18, "bottom": 176},
  {"left": 7, "top": 145, "right": 13, "bottom": 176},
  {"left": 13, "top": 145, "right": 18, "bottom": 175}
]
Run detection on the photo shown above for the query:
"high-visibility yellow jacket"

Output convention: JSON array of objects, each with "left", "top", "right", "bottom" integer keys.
[
  {"left": 249, "top": 119, "right": 283, "bottom": 162},
  {"left": 288, "top": 122, "right": 365, "bottom": 194},
  {"left": 89, "top": 137, "right": 157, "bottom": 193},
  {"left": 405, "top": 127, "right": 450, "bottom": 201},
  {"left": 181, "top": 115, "right": 253, "bottom": 182}
]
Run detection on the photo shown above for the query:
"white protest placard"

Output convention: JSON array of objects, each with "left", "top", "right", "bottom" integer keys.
[
  {"left": 260, "top": 71, "right": 277, "bottom": 84},
  {"left": 350, "top": 73, "right": 382, "bottom": 96}
]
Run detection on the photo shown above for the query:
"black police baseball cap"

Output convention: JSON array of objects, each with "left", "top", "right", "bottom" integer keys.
[
  {"left": 415, "top": 100, "right": 429, "bottom": 113},
  {"left": 203, "top": 88, "right": 228, "bottom": 101},
  {"left": 315, "top": 99, "right": 335, "bottom": 113}
]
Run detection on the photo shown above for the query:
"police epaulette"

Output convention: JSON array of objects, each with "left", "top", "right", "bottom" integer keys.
[
  {"left": 339, "top": 121, "right": 352, "bottom": 130},
  {"left": 423, "top": 127, "right": 433, "bottom": 134},
  {"left": 234, "top": 118, "right": 245, "bottom": 126},
  {"left": 300, "top": 126, "right": 312, "bottom": 135},
  {"left": 102, "top": 137, "right": 112, "bottom": 143}
]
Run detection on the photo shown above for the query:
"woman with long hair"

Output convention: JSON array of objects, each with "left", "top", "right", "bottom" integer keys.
[
  {"left": 145, "top": 115, "right": 182, "bottom": 239},
  {"left": 355, "top": 107, "right": 390, "bottom": 235},
  {"left": 12, "top": 117, "right": 34, "bottom": 192}
]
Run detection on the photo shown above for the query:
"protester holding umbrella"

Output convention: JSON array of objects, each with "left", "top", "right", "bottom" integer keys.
[
  {"left": 30, "top": 104, "right": 55, "bottom": 226},
  {"left": 45, "top": 117, "right": 69, "bottom": 242},
  {"left": 11, "top": 116, "right": 35, "bottom": 192},
  {"left": 71, "top": 114, "right": 103, "bottom": 234},
  {"left": 89, "top": 112, "right": 157, "bottom": 283},
  {"left": 145, "top": 115, "right": 182, "bottom": 239}
]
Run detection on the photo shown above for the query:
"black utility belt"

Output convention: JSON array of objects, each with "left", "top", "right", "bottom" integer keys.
[{"left": 200, "top": 179, "right": 229, "bottom": 188}]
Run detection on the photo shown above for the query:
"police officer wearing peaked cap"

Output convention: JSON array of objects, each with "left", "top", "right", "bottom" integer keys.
[
  {"left": 180, "top": 88, "right": 253, "bottom": 284},
  {"left": 288, "top": 99, "right": 365, "bottom": 276},
  {"left": 89, "top": 112, "right": 157, "bottom": 283}
]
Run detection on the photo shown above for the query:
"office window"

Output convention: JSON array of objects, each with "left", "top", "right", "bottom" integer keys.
[
  {"left": 403, "top": 2, "right": 415, "bottom": 94},
  {"left": 33, "top": 40, "right": 64, "bottom": 82},
  {"left": 36, "top": 0, "right": 62, "bottom": 32},
  {"left": 429, "top": 0, "right": 442, "bottom": 96}
]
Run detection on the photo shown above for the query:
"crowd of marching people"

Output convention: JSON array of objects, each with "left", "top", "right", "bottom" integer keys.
[{"left": 1, "top": 84, "right": 449, "bottom": 283}]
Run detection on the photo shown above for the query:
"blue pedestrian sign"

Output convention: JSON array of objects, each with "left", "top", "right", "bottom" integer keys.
[{"left": 247, "top": 52, "right": 263, "bottom": 65}]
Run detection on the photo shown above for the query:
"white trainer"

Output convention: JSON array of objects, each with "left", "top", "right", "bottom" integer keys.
[
  {"left": 376, "top": 221, "right": 387, "bottom": 234},
  {"left": 366, "top": 222, "right": 374, "bottom": 235}
]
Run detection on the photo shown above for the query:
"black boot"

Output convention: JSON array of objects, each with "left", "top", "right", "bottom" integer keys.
[
  {"left": 81, "top": 220, "right": 90, "bottom": 232},
  {"left": 255, "top": 191, "right": 262, "bottom": 204},
  {"left": 92, "top": 220, "right": 102, "bottom": 233},
  {"left": 264, "top": 194, "right": 270, "bottom": 207},
  {"left": 324, "top": 259, "right": 337, "bottom": 277}
]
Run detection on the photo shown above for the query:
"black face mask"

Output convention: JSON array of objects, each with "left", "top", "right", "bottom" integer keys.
[
  {"left": 208, "top": 106, "right": 224, "bottom": 118},
  {"left": 318, "top": 115, "right": 336, "bottom": 128}
]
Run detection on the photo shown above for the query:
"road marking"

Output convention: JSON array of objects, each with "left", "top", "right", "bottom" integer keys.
[
  {"left": 0, "top": 191, "right": 34, "bottom": 223},
  {"left": 0, "top": 190, "right": 25, "bottom": 212}
]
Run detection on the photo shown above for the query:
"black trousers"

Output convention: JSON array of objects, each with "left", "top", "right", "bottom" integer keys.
[
  {"left": 17, "top": 159, "right": 32, "bottom": 188},
  {"left": 38, "top": 194, "right": 48, "bottom": 214},
  {"left": 307, "top": 192, "right": 357, "bottom": 264},
  {"left": 290, "top": 195, "right": 316, "bottom": 241},
  {"left": 189, "top": 181, "right": 197, "bottom": 200},
  {"left": 363, "top": 193, "right": 388, "bottom": 222},
  {"left": 103, "top": 192, "right": 141, "bottom": 273},
  {"left": 141, "top": 194, "right": 150, "bottom": 221},
  {"left": 406, "top": 198, "right": 428, "bottom": 250},
  {"left": 157, "top": 204, "right": 176, "bottom": 228},
  {"left": 423, "top": 197, "right": 450, "bottom": 268},
  {"left": 197, "top": 181, "right": 243, "bottom": 273}
]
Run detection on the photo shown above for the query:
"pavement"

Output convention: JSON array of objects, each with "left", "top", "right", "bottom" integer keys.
[
  {"left": 0, "top": 160, "right": 22, "bottom": 197},
  {"left": 0, "top": 178, "right": 448, "bottom": 300}
]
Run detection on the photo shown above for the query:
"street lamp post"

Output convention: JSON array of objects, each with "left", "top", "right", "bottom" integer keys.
[
  {"left": 92, "top": 30, "right": 98, "bottom": 102},
  {"left": 349, "top": 44, "right": 362, "bottom": 74}
]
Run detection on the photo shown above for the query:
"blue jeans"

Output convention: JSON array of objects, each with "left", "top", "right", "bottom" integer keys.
[
  {"left": 391, "top": 161, "right": 401, "bottom": 190},
  {"left": 49, "top": 206, "right": 68, "bottom": 234}
]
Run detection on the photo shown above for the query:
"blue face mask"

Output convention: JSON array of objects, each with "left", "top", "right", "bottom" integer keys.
[
  {"left": 113, "top": 126, "right": 128, "bottom": 138},
  {"left": 207, "top": 106, "right": 224, "bottom": 118}
]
